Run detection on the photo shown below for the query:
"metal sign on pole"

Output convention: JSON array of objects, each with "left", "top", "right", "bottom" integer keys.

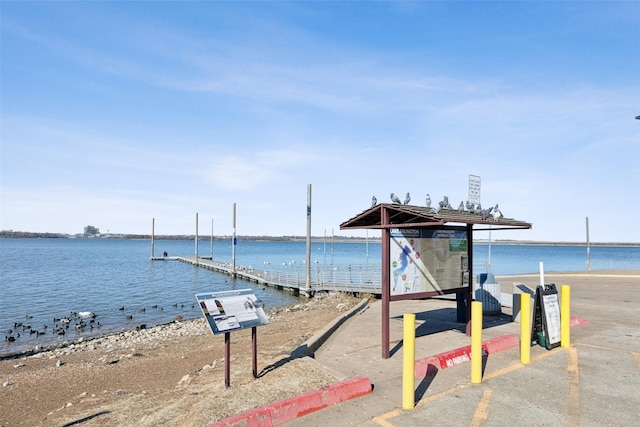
[{"left": 468, "top": 174, "right": 481, "bottom": 206}]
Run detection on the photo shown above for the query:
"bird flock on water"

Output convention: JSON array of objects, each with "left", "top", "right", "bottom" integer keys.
[
  {"left": 370, "top": 192, "right": 504, "bottom": 220},
  {"left": 3, "top": 303, "right": 200, "bottom": 346}
]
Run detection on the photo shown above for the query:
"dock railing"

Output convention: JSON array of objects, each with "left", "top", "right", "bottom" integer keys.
[
  {"left": 263, "top": 263, "right": 382, "bottom": 294},
  {"left": 165, "top": 256, "right": 382, "bottom": 295}
]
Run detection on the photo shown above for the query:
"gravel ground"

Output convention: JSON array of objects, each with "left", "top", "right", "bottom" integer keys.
[{"left": 0, "top": 292, "right": 366, "bottom": 427}]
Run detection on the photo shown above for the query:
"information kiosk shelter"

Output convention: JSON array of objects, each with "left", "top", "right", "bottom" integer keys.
[{"left": 340, "top": 203, "right": 531, "bottom": 358}]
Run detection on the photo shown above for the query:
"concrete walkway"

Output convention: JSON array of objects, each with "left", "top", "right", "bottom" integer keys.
[{"left": 286, "top": 270, "right": 640, "bottom": 426}]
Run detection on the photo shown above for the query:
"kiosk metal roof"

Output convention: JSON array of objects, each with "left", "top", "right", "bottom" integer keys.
[{"left": 340, "top": 203, "right": 532, "bottom": 231}]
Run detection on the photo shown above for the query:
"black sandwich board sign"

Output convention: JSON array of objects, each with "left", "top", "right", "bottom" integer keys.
[{"left": 531, "top": 284, "right": 561, "bottom": 350}]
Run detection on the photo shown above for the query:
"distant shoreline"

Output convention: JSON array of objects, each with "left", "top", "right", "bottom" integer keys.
[{"left": 1, "top": 231, "right": 638, "bottom": 246}]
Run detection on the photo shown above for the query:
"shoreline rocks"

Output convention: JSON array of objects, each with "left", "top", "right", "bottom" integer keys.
[{"left": 1, "top": 296, "right": 348, "bottom": 362}]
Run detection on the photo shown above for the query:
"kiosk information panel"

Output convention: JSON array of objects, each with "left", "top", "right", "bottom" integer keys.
[
  {"left": 196, "top": 289, "right": 269, "bottom": 335},
  {"left": 390, "top": 227, "right": 468, "bottom": 296}
]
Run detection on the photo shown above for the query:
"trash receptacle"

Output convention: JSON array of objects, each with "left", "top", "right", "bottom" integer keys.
[{"left": 475, "top": 273, "right": 501, "bottom": 315}]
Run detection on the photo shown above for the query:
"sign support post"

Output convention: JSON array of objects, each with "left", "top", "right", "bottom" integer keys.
[
  {"left": 252, "top": 326, "right": 258, "bottom": 378},
  {"left": 225, "top": 332, "right": 231, "bottom": 388}
]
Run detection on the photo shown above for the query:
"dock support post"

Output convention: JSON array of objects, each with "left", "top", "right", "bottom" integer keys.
[
  {"left": 195, "top": 212, "right": 199, "bottom": 265},
  {"left": 151, "top": 217, "right": 155, "bottom": 258},
  {"left": 305, "top": 184, "right": 312, "bottom": 297},
  {"left": 232, "top": 203, "right": 237, "bottom": 276}
]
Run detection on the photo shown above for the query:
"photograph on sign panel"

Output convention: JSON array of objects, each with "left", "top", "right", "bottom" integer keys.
[
  {"left": 213, "top": 315, "right": 241, "bottom": 332},
  {"left": 390, "top": 228, "right": 467, "bottom": 296}
]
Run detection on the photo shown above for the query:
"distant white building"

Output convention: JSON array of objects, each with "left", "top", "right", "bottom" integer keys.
[{"left": 83, "top": 225, "right": 100, "bottom": 237}]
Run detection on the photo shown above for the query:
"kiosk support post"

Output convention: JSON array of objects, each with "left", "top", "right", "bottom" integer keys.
[
  {"left": 381, "top": 208, "right": 391, "bottom": 359},
  {"left": 466, "top": 224, "right": 473, "bottom": 335}
]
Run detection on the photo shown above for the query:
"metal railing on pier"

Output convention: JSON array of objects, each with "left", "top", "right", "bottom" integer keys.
[
  {"left": 260, "top": 263, "right": 382, "bottom": 294},
  {"left": 152, "top": 255, "right": 502, "bottom": 297},
  {"left": 154, "top": 256, "right": 382, "bottom": 296}
]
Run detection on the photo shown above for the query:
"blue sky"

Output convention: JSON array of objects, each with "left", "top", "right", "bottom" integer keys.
[{"left": 1, "top": 1, "right": 639, "bottom": 242}]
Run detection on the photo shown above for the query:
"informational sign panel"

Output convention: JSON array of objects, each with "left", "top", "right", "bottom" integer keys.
[
  {"left": 468, "top": 175, "right": 481, "bottom": 206},
  {"left": 543, "top": 293, "right": 561, "bottom": 346},
  {"left": 390, "top": 227, "right": 468, "bottom": 296},
  {"left": 196, "top": 289, "right": 269, "bottom": 335}
]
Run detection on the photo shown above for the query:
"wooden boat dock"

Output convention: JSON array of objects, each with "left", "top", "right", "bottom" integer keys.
[{"left": 151, "top": 256, "right": 382, "bottom": 297}]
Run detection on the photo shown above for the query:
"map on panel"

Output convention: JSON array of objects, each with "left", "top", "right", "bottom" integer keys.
[{"left": 390, "top": 228, "right": 468, "bottom": 296}]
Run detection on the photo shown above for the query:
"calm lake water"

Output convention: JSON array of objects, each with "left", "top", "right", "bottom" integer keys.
[{"left": 1, "top": 238, "right": 638, "bottom": 355}]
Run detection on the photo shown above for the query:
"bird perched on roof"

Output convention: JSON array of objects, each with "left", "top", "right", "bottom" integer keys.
[
  {"left": 492, "top": 204, "right": 503, "bottom": 220},
  {"left": 390, "top": 193, "right": 402, "bottom": 204},
  {"left": 466, "top": 201, "right": 474, "bottom": 212},
  {"left": 371, "top": 195, "right": 377, "bottom": 207},
  {"left": 404, "top": 192, "right": 411, "bottom": 204},
  {"left": 439, "top": 196, "right": 452, "bottom": 210},
  {"left": 425, "top": 194, "right": 431, "bottom": 208},
  {"left": 480, "top": 206, "right": 493, "bottom": 220},
  {"left": 458, "top": 201, "right": 465, "bottom": 211}
]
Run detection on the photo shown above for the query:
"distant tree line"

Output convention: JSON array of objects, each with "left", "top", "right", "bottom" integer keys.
[
  {"left": 0, "top": 231, "right": 69, "bottom": 238},
  {"left": 0, "top": 230, "right": 380, "bottom": 242}
]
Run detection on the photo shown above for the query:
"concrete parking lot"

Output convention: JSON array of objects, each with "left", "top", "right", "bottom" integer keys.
[{"left": 286, "top": 271, "right": 640, "bottom": 426}]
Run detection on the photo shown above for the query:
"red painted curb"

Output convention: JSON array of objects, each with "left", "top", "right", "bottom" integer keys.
[
  {"left": 483, "top": 334, "right": 520, "bottom": 354},
  {"left": 208, "top": 376, "right": 372, "bottom": 427},
  {"left": 414, "top": 317, "right": 589, "bottom": 377}
]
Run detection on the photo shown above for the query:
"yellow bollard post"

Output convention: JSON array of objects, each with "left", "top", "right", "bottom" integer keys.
[
  {"left": 402, "top": 313, "right": 416, "bottom": 410},
  {"left": 471, "top": 301, "right": 483, "bottom": 384},
  {"left": 520, "top": 293, "right": 531, "bottom": 364},
  {"left": 561, "top": 285, "right": 571, "bottom": 348}
]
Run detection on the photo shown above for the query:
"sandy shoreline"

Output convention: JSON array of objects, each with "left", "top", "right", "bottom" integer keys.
[{"left": 0, "top": 292, "right": 365, "bottom": 426}]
